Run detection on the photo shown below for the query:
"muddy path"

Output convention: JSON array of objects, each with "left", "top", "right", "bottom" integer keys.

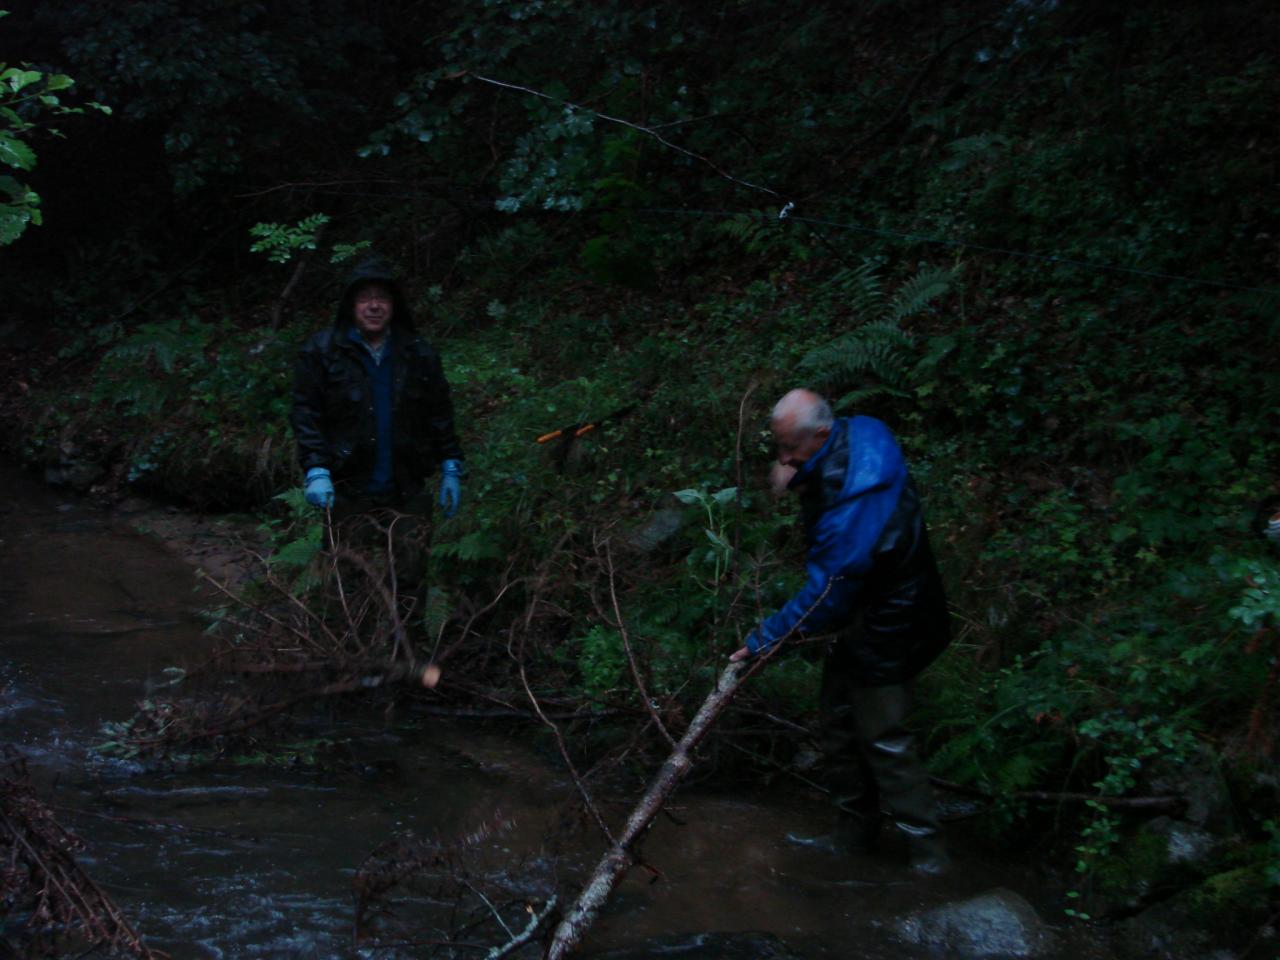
[{"left": 0, "top": 468, "right": 1117, "bottom": 959}]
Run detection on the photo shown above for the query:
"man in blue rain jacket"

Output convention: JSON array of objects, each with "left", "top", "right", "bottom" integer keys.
[{"left": 731, "top": 389, "right": 951, "bottom": 874}]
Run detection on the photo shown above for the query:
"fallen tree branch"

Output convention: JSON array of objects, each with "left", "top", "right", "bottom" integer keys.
[
  {"left": 545, "top": 660, "right": 746, "bottom": 958},
  {"left": 544, "top": 576, "right": 835, "bottom": 958},
  {"left": 485, "top": 895, "right": 557, "bottom": 960},
  {"left": 1, "top": 749, "right": 163, "bottom": 958}
]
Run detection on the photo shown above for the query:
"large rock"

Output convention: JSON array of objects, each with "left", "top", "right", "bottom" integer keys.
[
  {"left": 1148, "top": 745, "right": 1230, "bottom": 829},
  {"left": 1145, "top": 817, "right": 1217, "bottom": 867},
  {"left": 1094, "top": 816, "right": 1223, "bottom": 914},
  {"left": 895, "top": 887, "right": 1055, "bottom": 958},
  {"left": 623, "top": 506, "right": 686, "bottom": 554},
  {"left": 1115, "top": 896, "right": 1216, "bottom": 959}
]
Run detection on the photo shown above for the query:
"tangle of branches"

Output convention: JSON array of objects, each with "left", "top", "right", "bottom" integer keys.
[{"left": 0, "top": 747, "right": 163, "bottom": 958}]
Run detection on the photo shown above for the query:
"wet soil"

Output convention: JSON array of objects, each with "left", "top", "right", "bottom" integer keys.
[{"left": 0, "top": 467, "right": 1119, "bottom": 959}]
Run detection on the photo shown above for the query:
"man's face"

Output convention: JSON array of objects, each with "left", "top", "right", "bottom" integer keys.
[
  {"left": 353, "top": 282, "right": 394, "bottom": 341},
  {"left": 772, "top": 414, "right": 829, "bottom": 469}
]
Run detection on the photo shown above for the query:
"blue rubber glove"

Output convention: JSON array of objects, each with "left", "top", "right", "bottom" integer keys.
[
  {"left": 438, "top": 459, "right": 463, "bottom": 518},
  {"left": 304, "top": 467, "right": 335, "bottom": 509}
]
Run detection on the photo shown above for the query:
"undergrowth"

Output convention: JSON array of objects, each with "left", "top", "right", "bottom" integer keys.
[{"left": 4, "top": 0, "right": 1278, "bottom": 941}]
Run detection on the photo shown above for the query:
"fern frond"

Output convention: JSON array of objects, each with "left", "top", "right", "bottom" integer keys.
[
  {"left": 831, "top": 260, "right": 884, "bottom": 319},
  {"left": 928, "top": 728, "right": 991, "bottom": 781},
  {"left": 718, "top": 211, "right": 811, "bottom": 259},
  {"left": 798, "top": 319, "right": 915, "bottom": 401},
  {"left": 718, "top": 212, "right": 769, "bottom": 252},
  {"left": 991, "top": 750, "right": 1048, "bottom": 794},
  {"left": 887, "top": 264, "right": 952, "bottom": 323},
  {"left": 834, "top": 384, "right": 913, "bottom": 411}
]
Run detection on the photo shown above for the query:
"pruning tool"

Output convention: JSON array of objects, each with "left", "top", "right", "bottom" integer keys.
[{"left": 535, "top": 404, "right": 636, "bottom": 446}]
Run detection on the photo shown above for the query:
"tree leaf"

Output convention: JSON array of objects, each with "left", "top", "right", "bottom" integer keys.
[
  {"left": 711, "top": 487, "right": 738, "bottom": 506},
  {"left": 7, "top": 69, "right": 42, "bottom": 93},
  {"left": 0, "top": 134, "right": 37, "bottom": 171},
  {"left": 705, "top": 528, "right": 730, "bottom": 551}
]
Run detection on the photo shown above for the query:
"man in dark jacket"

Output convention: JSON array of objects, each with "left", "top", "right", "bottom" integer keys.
[
  {"left": 290, "top": 256, "right": 464, "bottom": 517},
  {"left": 730, "top": 389, "right": 951, "bottom": 874}
]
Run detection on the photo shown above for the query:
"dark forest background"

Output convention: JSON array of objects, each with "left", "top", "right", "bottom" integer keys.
[{"left": 1, "top": 0, "right": 1278, "bottom": 946}]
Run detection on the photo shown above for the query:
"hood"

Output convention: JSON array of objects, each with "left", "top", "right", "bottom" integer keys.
[
  {"left": 795, "top": 415, "right": 907, "bottom": 514},
  {"left": 334, "top": 254, "right": 415, "bottom": 334}
]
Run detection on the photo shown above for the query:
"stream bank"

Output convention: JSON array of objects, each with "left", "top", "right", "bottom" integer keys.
[{"left": 0, "top": 465, "right": 1238, "bottom": 959}]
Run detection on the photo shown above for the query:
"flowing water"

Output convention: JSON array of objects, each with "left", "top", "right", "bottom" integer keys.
[{"left": 0, "top": 468, "right": 1111, "bottom": 959}]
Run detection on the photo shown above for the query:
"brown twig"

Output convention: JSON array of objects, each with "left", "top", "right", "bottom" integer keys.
[
  {"left": 1, "top": 751, "right": 163, "bottom": 958},
  {"left": 324, "top": 507, "right": 360, "bottom": 642},
  {"left": 600, "top": 535, "right": 675, "bottom": 748},
  {"left": 515, "top": 630, "right": 617, "bottom": 848}
]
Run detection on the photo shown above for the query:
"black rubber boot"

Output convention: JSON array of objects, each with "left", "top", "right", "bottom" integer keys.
[{"left": 848, "top": 683, "right": 950, "bottom": 876}]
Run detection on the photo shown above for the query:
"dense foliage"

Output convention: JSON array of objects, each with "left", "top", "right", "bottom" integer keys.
[{"left": 1, "top": 0, "right": 1277, "bottom": 942}]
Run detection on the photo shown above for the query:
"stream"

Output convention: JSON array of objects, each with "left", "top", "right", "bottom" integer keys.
[{"left": 0, "top": 467, "right": 1114, "bottom": 959}]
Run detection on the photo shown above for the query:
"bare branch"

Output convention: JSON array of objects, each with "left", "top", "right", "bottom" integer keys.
[{"left": 601, "top": 536, "right": 675, "bottom": 748}]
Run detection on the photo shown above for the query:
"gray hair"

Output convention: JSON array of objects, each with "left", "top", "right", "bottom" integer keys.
[{"left": 772, "top": 389, "right": 834, "bottom": 432}]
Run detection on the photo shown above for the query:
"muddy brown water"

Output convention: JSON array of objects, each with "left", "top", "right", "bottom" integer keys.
[{"left": 0, "top": 468, "right": 1112, "bottom": 959}]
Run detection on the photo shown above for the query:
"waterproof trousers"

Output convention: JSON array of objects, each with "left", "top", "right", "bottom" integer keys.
[{"left": 819, "top": 642, "right": 942, "bottom": 852}]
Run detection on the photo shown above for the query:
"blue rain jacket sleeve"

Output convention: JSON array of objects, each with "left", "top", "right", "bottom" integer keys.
[{"left": 746, "top": 417, "right": 908, "bottom": 656}]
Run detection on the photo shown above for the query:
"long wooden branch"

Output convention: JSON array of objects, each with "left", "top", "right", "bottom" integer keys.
[
  {"left": 545, "top": 579, "right": 834, "bottom": 959},
  {"left": 544, "top": 659, "right": 747, "bottom": 959}
]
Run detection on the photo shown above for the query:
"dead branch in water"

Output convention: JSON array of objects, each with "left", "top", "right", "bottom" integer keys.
[
  {"left": 103, "top": 507, "right": 447, "bottom": 760},
  {"left": 352, "top": 811, "right": 559, "bottom": 956},
  {"left": 544, "top": 577, "right": 834, "bottom": 959},
  {"left": 544, "top": 658, "right": 748, "bottom": 959},
  {"left": 0, "top": 747, "right": 164, "bottom": 958}
]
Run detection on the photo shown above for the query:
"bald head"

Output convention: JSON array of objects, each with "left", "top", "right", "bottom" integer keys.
[
  {"left": 771, "top": 389, "right": 834, "bottom": 468},
  {"left": 772, "top": 389, "right": 833, "bottom": 432}
]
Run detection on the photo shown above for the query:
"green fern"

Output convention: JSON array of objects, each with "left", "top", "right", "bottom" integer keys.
[
  {"left": 799, "top": 319, "right": 915, "bottom": 408},
  {"left": 888, "top": 264, "right": 953, "bottom": 323},
  {"left": 798, "top": 261, "right": 953, "bottom": 411},
  {"left": 927, "top": 724, "right": 1055, "bottom": 795},
  {"left": 927, "top": 727, "right": 993, "bottom": 783},
  {"left": 830, "top": 260, "right": 884, "bottom": 320},
  {"left": 989, "top": 749, "right": 1049, "bottom": 794},
  {"left": 717, "top": 211, "right": 811, "bottom": 260}
]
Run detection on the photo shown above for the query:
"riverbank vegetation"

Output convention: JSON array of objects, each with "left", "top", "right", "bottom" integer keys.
[{"left": 2, "top": 1, "right": 1277, "bottom": 953}]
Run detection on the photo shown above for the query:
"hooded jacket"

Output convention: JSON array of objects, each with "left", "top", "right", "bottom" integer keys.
[
  {"left": 746, "top": 416, "right": 950, "bottom": 685},
  {"left": 289, "top": 257, "right": 463, "bottom": 497}
]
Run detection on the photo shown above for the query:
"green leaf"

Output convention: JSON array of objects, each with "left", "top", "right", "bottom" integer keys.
[
  {"left": 705, "top": 528, "right": 731, "bottom": 551},
  {"left": 6, "top": 69, "right": 42, "bottom": 93},
  {"left": 0, "top": 134, "right": 36, "bottom": 171},
  {"left": 711, "top": 487, "right": 738, "bottom": 506},
  {"left": 271, "top": 536, "right": 321, "bottom": 569},
  {"left": 672, "top": 489, "right": 703, "bottom": 505},
  {"left": 0, "top": 211, "right": 28, "bottom": 243}
]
